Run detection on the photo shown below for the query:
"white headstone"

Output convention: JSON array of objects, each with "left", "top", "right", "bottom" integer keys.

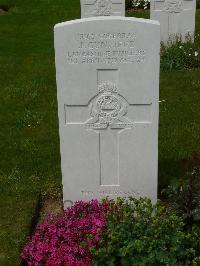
[
  {"left": 80, "top": 0, "right": 125, "bottom": 18},
  {"left": 54, "top": 17, "right": 160, "bottom": 208},
  {"left": 151, "top": 0, "right": 196, "bottom": 44}
]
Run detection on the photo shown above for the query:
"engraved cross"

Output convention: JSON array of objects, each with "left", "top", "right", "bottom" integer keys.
[{"left": 65, "top": 71, "right": 152, "bottom": 187}]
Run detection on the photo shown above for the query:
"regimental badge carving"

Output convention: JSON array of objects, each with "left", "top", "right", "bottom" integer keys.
[
  {"left": 85, "top": 82, "right": 134, "bottom": 130},
  {"left": 93, "top": 0, "right": 112, "bottom": 16},
  {"left": 163, "top": 0, "right": 183, "bottom": 13}
]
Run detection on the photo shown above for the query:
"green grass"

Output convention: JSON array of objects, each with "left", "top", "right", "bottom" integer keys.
[
  {"left": 159, "top": 70, "right": 200, "bottom": 187},
  {"left": 0, "top": 2, "right": 200, "bottom": 265}
]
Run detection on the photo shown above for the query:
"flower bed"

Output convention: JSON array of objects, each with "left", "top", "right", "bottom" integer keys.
[
  {"left": 161, "top": 35, "right": 200, "bottom": 71},
  {"left": 22, "top": 198, "right": 200, "bottom": 265},
  {"left": 21, "top": 200, "right": 110, "bottom": 266},
  {"left": 126, "top": 0, "right": 150, "bottom": 10}
]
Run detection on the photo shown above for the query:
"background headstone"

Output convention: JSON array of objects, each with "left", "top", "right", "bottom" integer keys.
[
  {"left": 54, "top": 17, "right": 160, "bottom": 208},
  {"left": 151, "top": 0, "right": 196, "bottom": 43},
  {"left": 80, "top": 0, "right": 125, "bottom": 18}
]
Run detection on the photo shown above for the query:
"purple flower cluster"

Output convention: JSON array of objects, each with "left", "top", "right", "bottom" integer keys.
[{"left": 21, "top": 200, "right": 110, "bottom": 266}]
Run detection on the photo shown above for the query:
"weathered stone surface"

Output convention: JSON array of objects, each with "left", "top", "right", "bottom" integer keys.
[
  {"left": 151, "top": 0, "right": 196, "bottom": 43},
  {"left": 54, "top": 17, "right": 160, "bottom": 207},
  {"left": 80, "top": 0, "right": 125, "bottom": 18}
]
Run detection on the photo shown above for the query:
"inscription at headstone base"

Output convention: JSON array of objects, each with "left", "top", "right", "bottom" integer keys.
[
  {"left": 150, "top": 0, "right": 196, "bottom": 43},
  {"left": 54, "top": 17, "right": 160, "bottom": 208},
  {"left": 80, "top": 0, "right": 125, "bottom": 18}
]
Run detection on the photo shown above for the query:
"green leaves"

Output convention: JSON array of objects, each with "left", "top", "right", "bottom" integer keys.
[
  {"left": 91, "top": 197, "right": 199, "bottom": 266},
  {"left": 160, "top": 36, "right": 200, "bottom": 71},
  {"left": 161, "top": 153, "right": 200, "bottom": 227}
]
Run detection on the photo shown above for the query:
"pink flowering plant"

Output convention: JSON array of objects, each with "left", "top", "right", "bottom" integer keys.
[{"left": 21, "top": 199, "right": 111, "bottom": 266}]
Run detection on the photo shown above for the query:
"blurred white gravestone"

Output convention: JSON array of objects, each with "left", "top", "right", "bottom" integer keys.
[
  {"left": 54, "top": 17, "right": 160, "bottom": 208},
  {"left": 151, "top": 0, "right": 196, "bottom": 44},
  {"left": 80, "top": 0, "right": 125, "bottom": 18}
]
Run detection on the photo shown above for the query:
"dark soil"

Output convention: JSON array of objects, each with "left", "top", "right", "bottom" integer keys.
[{"left": 38, "top": 195, "right": 63, "bottom": 223}]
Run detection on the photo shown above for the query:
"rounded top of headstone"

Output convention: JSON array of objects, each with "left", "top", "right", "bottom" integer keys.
[{"left": 54, "top": 16, "right": 160, "bottom": 30}]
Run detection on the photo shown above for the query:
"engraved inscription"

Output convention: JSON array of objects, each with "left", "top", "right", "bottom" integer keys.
[
  {"left": 81, "top": 189, "right": 141, "bottom": 197},
  {"left": 94, "top": 0, "right": 112, "bottom": 16},
  {"left": 66, "top": 32, "right": 146, "bottom": 65},
  {"left": 163, "top": 0, "right": 183, "bottom": 13},
  {"left": 86, "top": 81, "right": 134, "bottom": 130}
]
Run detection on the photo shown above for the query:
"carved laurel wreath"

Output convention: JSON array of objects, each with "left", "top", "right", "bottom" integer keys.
[
  {"left": 86, "top": 82, "right": 130, "bottom": 128},
  {"left": 163, "top": 0, "right": 183, "bottom": 13},
  {"left": 94, "top": 0, "right": 112, "bottom": 16}
]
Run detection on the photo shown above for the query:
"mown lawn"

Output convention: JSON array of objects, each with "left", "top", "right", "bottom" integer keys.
[{"left": 0, "top": 1, "right": 199, "bottom": 265}]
